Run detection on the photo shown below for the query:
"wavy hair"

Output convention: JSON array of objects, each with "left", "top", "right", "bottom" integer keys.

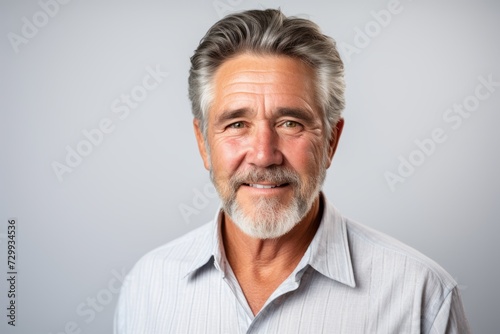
[{"left": 188, "top": 9, "right": 345, "bottom": 141}]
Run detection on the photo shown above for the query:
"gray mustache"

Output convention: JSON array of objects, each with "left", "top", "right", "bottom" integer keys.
[{"left": 230, "top": 167, "right": 300, "bottom": 188}]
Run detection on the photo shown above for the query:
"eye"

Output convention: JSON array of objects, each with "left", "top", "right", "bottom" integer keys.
[
  {"left": 278, "top": 120, "right": 303, "bottom": 134},
  {"left": 283, "top": 120, "right": 299, "bottom": 128},
  {"left": 228, "top": 121, "right": 245, "bottom": 129}
]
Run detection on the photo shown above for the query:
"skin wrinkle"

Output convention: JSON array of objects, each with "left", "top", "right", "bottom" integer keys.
[
  {"left": 193, "top": 53, "right": 343, "bottom": 315},
  {"left": 214, "top": 107, "right": 319, "bottom": 131},
  {"left": 193, "top": 53, "right": 343, "bottom": 238}
]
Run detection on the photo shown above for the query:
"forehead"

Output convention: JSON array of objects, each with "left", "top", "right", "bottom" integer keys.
[
  {"left": 214, "top": 53, "right": 315, "bottom": 86},
  {"left": 210, "top": 53, "right": 318, "bottom": 113}
]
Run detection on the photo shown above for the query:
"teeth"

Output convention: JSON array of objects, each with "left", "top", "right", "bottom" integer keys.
[{"left": 249, "top": 184, "right": 280, "bottom": 189}]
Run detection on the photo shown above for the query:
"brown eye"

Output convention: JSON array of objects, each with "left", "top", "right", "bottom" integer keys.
[
  {"left": 229, "top": 122, "right": 244, "bottom": 129},
  {"left": 283, "top": 121, "right": 298, "bottom": 128}
]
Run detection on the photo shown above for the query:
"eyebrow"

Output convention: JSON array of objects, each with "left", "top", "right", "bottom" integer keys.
[
  {"left": 275, "top": 107, "right": 316, "bottom": 124},
  {"left": 214, "top": 108, "right": 252, "bottom": 126},
  {"left": 214, "top": 107, "right": 317, "bottom": 126}
]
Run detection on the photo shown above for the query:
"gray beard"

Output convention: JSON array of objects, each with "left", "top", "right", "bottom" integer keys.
[
  {"left": 211, "top": 166, "right": 326, "bottom": 239},
  {"left": 227, "top": 193, "right": 305, "bottom": 239}
]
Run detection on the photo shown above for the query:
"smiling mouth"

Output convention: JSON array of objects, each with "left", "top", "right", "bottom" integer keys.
[{"left": 243, "top": 183, "right": 289, "bottom": 189}]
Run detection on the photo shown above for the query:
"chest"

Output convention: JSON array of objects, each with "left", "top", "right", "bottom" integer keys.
[{"left": 143, "top": 269, "right": 420, "bottom": 334}]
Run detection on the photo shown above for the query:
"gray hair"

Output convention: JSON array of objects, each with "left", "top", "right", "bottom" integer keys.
[{"left": 188, "top": 9, "right": 345, "bottom": 140}]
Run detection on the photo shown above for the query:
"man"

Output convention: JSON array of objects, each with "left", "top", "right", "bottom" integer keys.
[{"left": 114, "top": 9, "right": 470, "bottom": 333}]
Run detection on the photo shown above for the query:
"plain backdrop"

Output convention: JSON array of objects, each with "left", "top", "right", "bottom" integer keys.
[{"left": 1, "top": 0, "right": 499, "bottom": 333}]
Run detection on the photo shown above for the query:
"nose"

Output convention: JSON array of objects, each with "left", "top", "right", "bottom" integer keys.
[{"left": 246, "top": 123, "right": 283, "bottom": 168}]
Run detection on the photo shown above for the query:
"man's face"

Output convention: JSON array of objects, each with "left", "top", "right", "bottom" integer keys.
[{"left": 194, "top": 53, "right": 342, "bottom": 239}]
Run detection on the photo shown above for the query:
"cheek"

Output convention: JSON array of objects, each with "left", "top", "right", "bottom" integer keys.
[
  {"left": 211, "top": 138, "right": 246, "bottom": 175},
  {"left": 283, "top": 138, "right": 324, "bottom": 173}
]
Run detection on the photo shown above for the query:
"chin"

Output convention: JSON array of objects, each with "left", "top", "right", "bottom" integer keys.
[{"left": 228, "top": 196, "right": 308, "bottom": 239}]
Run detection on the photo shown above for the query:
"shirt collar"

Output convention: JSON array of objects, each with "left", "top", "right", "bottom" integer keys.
[
  {"left": 183, "top": 205, "right": 225, "bottom": 278},
  {"left": 184, "top": 195, "right": 356, "bottom": 288},
  {"left": 306, "top": 195, "right": 356, "bottom": 287}
]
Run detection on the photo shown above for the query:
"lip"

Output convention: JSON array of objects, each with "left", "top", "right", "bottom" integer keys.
[
  {"left": 245, "top": 183, "right": 284, "bottom": 189},
  {"left": 240, "top": 183, "right": 291, "bottom": 195},
  {"left": 243, "top": 182, "right": 289, "bottom": 188}
]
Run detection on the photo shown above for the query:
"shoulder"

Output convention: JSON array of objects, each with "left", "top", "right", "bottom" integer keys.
[
  {"left": 342, "top": 217, "right": 468, "bottom": 331},
  {"left": 114, "top": 221, "right": 216, "bottom": 332},
  {"left": 127, "top": 221, "right": 214, "bottom": 280},
  {"left": 345, "top": 217, "right": 457, "bottom": 290}
]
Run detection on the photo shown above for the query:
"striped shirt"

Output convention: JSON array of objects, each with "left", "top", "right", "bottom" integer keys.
[{"left": 114, "top": 197, "right": 470, "bottom": 333}]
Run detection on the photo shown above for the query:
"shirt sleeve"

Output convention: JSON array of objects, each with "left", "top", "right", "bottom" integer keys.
[{"left": 429, "top": 286, "right": 471, "bottom": 334}]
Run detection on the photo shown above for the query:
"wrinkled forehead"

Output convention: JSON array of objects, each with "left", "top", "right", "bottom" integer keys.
[
  {"left": 209, "top": 53, "right": 320, "bottom": 116},
  {"left": 215, "top": 53, "right": 314, "bottom": 84}
]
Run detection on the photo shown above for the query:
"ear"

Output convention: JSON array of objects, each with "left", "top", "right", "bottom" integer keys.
[
  {"left": 325, "top": 118, "right": 344, "bottom": 168},
  {"left": 193, "top": 119, "right": 210, "bottom": 170}
]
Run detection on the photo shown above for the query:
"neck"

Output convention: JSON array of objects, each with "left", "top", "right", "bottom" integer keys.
[{"left": 221, "top": 195, "right": 323, "bottom": 314}]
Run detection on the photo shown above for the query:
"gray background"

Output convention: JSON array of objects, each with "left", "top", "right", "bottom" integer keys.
[{"left": 1, "top": 0, "right": 499, "bottom": 333}]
